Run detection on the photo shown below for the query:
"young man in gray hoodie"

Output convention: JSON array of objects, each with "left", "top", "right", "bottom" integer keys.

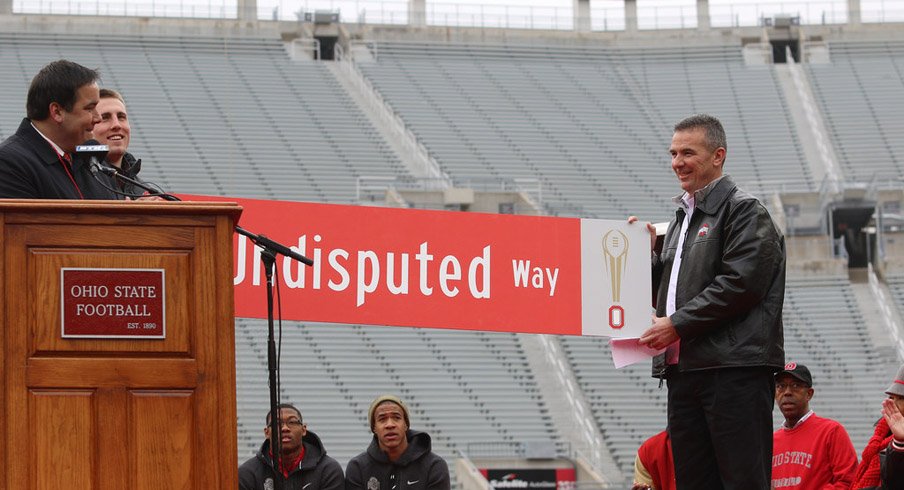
[{"left": 345, "top": 395, "right": 450, "bottom": 490}]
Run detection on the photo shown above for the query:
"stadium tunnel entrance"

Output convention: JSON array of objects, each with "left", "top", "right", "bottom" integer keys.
[
  {"left": 771, "top": 39, "right": 800, "bottom": 63},
  {"left": 830, "top": 205, "right": 876, "bottom": 268},
  {"left": 317, "top": 35, "right": 338, "bottom": 60}
]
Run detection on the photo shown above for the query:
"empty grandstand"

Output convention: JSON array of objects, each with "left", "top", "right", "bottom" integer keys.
[
  {"left": 357, "top": 41, "right": 810, "bottom": 220},
  {"left": 2, "top": 0, "right": 904, "bottom": 487},
  {"left": 807, "top": 39, "right": 904, "bottom": 182},
  {"left": 0, "top": 32, "right": 408, "bottom": 202}
]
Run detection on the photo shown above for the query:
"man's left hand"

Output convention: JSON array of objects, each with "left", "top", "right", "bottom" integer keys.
[
  {"left": 129, "top": 194, "right": 166, "bottom": 202},
  {"left": 639, "top": 316, "right": 679, "bottom": 350}
]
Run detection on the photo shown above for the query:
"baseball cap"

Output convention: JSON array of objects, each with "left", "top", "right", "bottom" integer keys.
[{"left": 776, "top": 362, "right": 812, "bottom": 387}]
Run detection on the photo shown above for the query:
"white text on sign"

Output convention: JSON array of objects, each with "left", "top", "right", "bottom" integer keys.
[
  {"left": 235, "top": 235, "right": 492, "bottom": 307},
  {"left": 511, "top": 260, "right": 559, "bottom": 296}
]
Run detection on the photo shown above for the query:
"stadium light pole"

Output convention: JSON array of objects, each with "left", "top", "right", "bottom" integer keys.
[
  {"left": 573, "top": 0, "right": 590, "bottom": 32},
  {"left": 848, "top": 0, "right": 862, "bottom": 26},
  {"left": 624, "top": 0, "right": 638, "bottom": 32},
  {"left": 697, "top": 0, "right": 711, "bottom": 30},
  {"left": 238, "top": 0, "right": 257, "bottom": 21}
]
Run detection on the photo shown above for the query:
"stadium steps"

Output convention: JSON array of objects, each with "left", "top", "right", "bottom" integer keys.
[
  {"left": 356, "top": 42, "right": 811, "bottom": 220},
  {"left": 806, "top": 40, "right": 904, "bottom": 181},
  {"left": 235, "top": 320, "right": 565, "bottom": 474}
]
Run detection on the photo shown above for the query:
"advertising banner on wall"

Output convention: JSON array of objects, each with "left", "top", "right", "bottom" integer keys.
[
  {"left": 480, "top": 468, "right": 576, "bottom": 490},
  {"left": 186, "top": 196, "right": 651, "bottom": 338}
]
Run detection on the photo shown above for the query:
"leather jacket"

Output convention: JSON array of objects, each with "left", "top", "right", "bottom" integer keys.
[{"left": 652, "top": 175, "right": 785, "bottom": 377}]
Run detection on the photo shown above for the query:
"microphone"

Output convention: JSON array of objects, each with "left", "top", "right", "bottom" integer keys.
[
  {"left": 77, "top": 140, "right": 180, "bottom": 201},
  {"left": 75, "top": 139, "right": 112, "bottom": 176}
]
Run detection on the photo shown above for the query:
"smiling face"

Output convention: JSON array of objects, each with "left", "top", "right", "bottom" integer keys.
[
  {"left": 92, "top": 96, "right": 130, "bottom": 167},
  {"left": 373, "top": 401, "right": 409, "bottom": 458},
  {"left": 669, "top": 127, "right": 725, "bottom": 194}
]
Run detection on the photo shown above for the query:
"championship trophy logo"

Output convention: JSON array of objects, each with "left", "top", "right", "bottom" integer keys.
[{"left": 602, "top": 230, "right": 628, "bottom": 329}]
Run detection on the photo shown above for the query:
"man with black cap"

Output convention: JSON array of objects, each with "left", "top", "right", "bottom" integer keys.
[
  {"left": 345, "top": 394, "right": 450, "bottom": 490},
  {"left": 772, "top": 362, "right": 857, "bottom": 489}
]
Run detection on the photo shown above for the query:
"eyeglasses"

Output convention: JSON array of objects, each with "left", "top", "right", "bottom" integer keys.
[
  {"left": 776, "top": 382, "right": 807, "bottom": 392},
  {"left": 277, "top": 419, "right": 304, "bottom": 428}
]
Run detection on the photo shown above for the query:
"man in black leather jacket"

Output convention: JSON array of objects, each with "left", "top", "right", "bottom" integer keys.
[{"left": 634, "top": 114, "right": 786, "bottom": 490}]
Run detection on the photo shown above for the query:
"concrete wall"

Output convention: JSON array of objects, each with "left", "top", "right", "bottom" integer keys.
[
  {"left": 454, "top": 458, "right": 491, "bottom": 490},
  {"left": 0, "top": 13, "right": 276, "bottom": 38},
  {"left": 779, "top": 192, "right": 826, "bottom": 235},
  {"left": 882, "top": 232, "right": 904, "bottom": 276},
  {"left": 395, "top": 189, "right": 541, "bottom": 215},
  {"left": 2, "top": 11, "right": 904, "bottom": 51},
  {"left": 786, "top": 235, "right": 847, "bottom": 276}
]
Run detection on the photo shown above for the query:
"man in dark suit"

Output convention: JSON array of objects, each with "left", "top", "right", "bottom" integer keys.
[{"left": 0, "top": 59, "right": 120, "bottom": 199}]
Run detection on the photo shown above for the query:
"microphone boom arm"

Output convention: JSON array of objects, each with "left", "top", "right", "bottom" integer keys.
[
  {"left": 96, "top": 165, "right": 180, "bottom": 201},
  {"left": 234, "top": 226, "right": 313, "bottom": 266}
]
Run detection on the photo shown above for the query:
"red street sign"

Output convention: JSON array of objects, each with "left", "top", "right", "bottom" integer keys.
[
  {"left": 61, "top": 268, "right": 166, "bottom": 339},
  {"left": 185, "top": 195, "right": 651, "bottom": 338}
]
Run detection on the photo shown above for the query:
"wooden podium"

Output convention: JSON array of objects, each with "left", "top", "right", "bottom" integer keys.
[{"left": 0, "top": 200, "right": 242, "bottom": 489}]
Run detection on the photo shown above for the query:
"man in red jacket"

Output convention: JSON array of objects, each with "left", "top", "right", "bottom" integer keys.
[
  {"left": 772, "top": 363, "right": 857, "bottom": 489},
  {"left": 632, "top": 430, "right": 675, "bottom": 490}
]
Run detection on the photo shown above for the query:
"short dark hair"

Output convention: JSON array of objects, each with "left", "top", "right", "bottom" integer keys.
[
  {"left": 26, "top": 60, "right": 100, "bottom": 121},
  {"left": 265, "top": 403, "right": 303, "bottom": 425},
  {"left": 673, "top": 113, "right": 727, "bottom": 153},
  {"left": 99, "top": 87, "right": 125, "bottom": 103}
]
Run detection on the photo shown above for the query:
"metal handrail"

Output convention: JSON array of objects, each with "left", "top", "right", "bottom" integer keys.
[
  {"left": 336, "top": 42, "right": 452, "bottom": 186},
  {"left": 16, "top": 0, "right": 903, "bottom": 30}
]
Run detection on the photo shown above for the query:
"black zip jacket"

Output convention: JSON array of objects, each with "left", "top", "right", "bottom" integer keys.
[
  {"left": 345, "top": 430, "right": 450, "bottom": 490},
  {"left": 114, "top": 151, "right": 145, "bottom": 198},
  {"left": 652, "top": 175, "right": 785, "bottom": 377},
  {"left": 239, "top": 430, "right": 343, "bottom": 490}
]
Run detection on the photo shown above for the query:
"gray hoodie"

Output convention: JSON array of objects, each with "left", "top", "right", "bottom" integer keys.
[
  {"left": 240, "top": 430, "right": 344, "bottom": 490},
  {"left": 345, "top": 430, "right": 450, "bottom": 490}
]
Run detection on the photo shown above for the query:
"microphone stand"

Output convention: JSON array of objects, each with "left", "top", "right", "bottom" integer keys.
[
  {"left": 106, "top": 163, "right": 315, "bottom": 487},
  {"left": 234, "top": 226, "right": 312, "bottom": 490},
  {"left": 94, "top": 164, "right": 180, "bottom": 201}
]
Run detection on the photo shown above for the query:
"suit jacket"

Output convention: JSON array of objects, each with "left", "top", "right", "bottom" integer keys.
[{"left": 0, "top": 118, "right": 121, "bottom": 199}]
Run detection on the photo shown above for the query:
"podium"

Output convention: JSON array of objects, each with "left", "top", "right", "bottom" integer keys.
[{"left": 0, "top": 200, "right": 242, "bottom": 488}]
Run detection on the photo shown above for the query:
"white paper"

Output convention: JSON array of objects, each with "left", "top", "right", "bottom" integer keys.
[{"left": 609, "top": 337, "right": 665, "bottom": 369}]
